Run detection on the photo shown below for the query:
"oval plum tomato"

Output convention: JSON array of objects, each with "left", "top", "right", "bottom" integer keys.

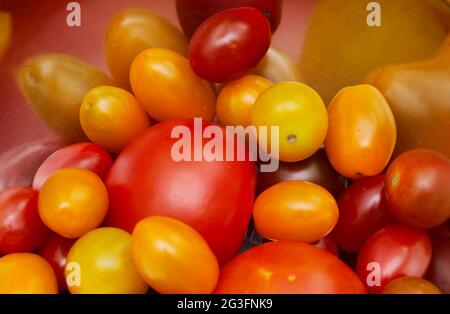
[
  {"left": 32, "top": 142, "right": 112, "bottom": 190},
  {"left": 215, "top": 241, "right": 366, "bottom": 294},
  {"left": 356, "top": 224, "right": 432, "bottom": 294},
  {"left": 313, "top": 235, "right": 339, "bottom": 256},
  {"left": 130, "top": 48, "right": 216, "bottom": 122},
  {"left": 251, "top": 82, "right": 328, "bottom": 162},
  {"left": 38, "top": 168, "right": 108, "bottom": 238},
  {"left": 132, "top": 216, "right": 219, "bottom": 294},
  {"left": 385, "top": 149, "right": 450, "bottom": 229},
  {"left": 0, "top": 253, "right": 57, "bottom": 294},
  {"left": 65, "top": 227, "right": 147, "bottom": 294},
  {"left": 333, "top": 175, "right": 394, "bottom": 253},
  {"left": 0, "top": 188, "right": 49, "bottom": 254},
  {"left": 253, "top": 181, "right": 339, "bottom": 243},
  {"left": 176, "top": 0, "right": 282, "bottom": 38},
  {"left": 325, "top": 85, "right": 397, "bottom": 179},
  {"left": 426, "top": 232, "right": 450, "bottom": 293},
  {"left": 189, "top": 7, "right": 271, "bottom": 83},
  {"left": 382, "top": 277, "right": 442, "bottom": 294}
]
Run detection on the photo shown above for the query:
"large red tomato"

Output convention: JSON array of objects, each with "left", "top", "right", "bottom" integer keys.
[{"left": 105, "top": 119, "right": 257, "bottom": 264}]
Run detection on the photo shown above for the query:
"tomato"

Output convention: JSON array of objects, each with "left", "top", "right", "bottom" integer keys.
[
  {"left": 0, "top": 253, "right": 57, "bottom": 294},
  {"left": 37, "top": 233, "right": 75, "bottom": 291},
  {"left": 176, "top": 0, "right": 282, "bottom": 38},
  {"left": 253, "top": 181, "right": 339, "bottom": 243},
  {"left": 253, "top": 47, "right": 303, "bottom": 83},
  {"left": 0, "top": 187, "right": 49, "bottom": 254},
  {"left": 132, "top": 216, "right": 219, "bottom": 294},
  {"left": 65, "top": 227, "right": 147, "bottom": 294},
  {"left": 356, "top": 224, "right": 432, "bottom": 294},
  {"left": 251, "top": 82, "right": 328, "bottom": 162},
  {"left": 216, "top": 75, "right": 272, "bottom": 127},
  {"left": 38, "top": 168, "right": 108, "bottom": 238},
  {"left": 382, "top": 277, "right": 442, "bottom": 294},
  {"left": 189, "top": 7, "right": 271, "bottom": 83},
  {"left": 385, "top": 149, "right": 450, "bottom": 229},
  {"left": 313, "top": 235, "right": 339, "bottom": 256},
  {"left": 325, "top": 85, "right": 397, "bottom": 179},
  {"left": 426, "top": 232, "right": 450, "bottom": 294},
  {"left": 80, "top": 86, "right": 150, "bottom": 153},
  {"left": 333, "top": 175, "right": 394, "bottom": 253},
  {"left": 215, "top": 241, "right": 366, "bottom": 294},
  {"left": 257, "top": 148, "right": 346, "bottom": 197},
  {"left": 105, "top": 8, "right": 188, "bottom": 90},
  {"left": 0, "top": 11, "right": 11, "bottom": 60},
  {"left": 32, "top": 142, "right": 113, "bottom": 190},
  {"left": 130, "top": 48, "right": 216, "bottom": 122},
  {"left": 105, "top": 119, "right": 256, "bottom": 264}
]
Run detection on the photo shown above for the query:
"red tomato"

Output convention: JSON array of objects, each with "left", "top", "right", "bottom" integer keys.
[
  {"left": 105, "top": 119, "right": 257, "bottom": 264},
  {"left": 0, "top": 187, "right": 49, "bottom": 254},
  {"left": 32, "top": 143, "right": 113, "bottom": 190},
  {"left": 333, "top": 175, "right": 394, "bottom": 253},
  {"left": 189, "top": 7, "right": 271, "bottom": 83},
  {"left": 356, "top": 224, "right": 432, "bottom": 294},
  {"left": 426, "top": 232, "right": 450, "bottom": 294},
  {"left": 313, "top": 235, "right": 339, "bottom": 256},
  {"left": 215, "top": 241, "right": 366, "bottom": 294}
]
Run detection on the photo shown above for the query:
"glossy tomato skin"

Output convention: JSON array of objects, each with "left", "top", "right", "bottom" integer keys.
[
  {"left": 385, "top": 149, "right": 450, "bottom": 229},
  {"left": 426, "top": 232, "right": 450, "bottom": 293},
  {"left": 0, "top": 188, "right": 49, "bottom": 254},
  {"left": 356, "top": 224, "right": 432, "bottom": 294},
  {"left": 215, "top": 241, "right": 366, "bottom": 294},
  {"left": 32, "top": 142, "right": 112, "bottom": 190},
  {"left": 333, "top": 175, "right": 395, "bottom": 253},
  {"left": 105, "top": 119, "right": 257, "bottom": 264},
  {"left": 189, "top": 7, "right": 271, "bottom": 83}
]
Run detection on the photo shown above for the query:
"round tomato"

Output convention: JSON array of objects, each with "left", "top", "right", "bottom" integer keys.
[
  {"left": 0, "top": 187, "right": 49, "bottom": 254},
  {"left": 251, "top": 82, "right": 328, "bottom": 162},
  {"left": 130, "top": 48, "right": 216, "bottom": 122},
  {"left": 132, "top": 216, "right": 219, "bottom": 294},
  {"left": 356, "top": 224, "right": 432, "bottom": 294},
  {"left": 313, "top": 235, "right": 339, "bottom": 256},
  {"left": 382, "top": 277, "right": 442, "bottom": 294},
  {"left": 215, "top": 241, "right": 366, "bottom": 294},
  {"left": 189, "top": 7, "right": 271, "bottom": 83},
  {"left": 325, "top": 84, "right": 397, "bottom": 179},
  {"left": 38, "top": 168, "right": 108, "bottom": 238},
  {"left": 385, "top": 149, "right": 450, "bottom": 229},
  {"left": 426, "top": 232, "right": 450, "bottom": 294}
]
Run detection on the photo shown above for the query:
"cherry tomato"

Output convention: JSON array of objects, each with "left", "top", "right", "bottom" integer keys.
[
  {"left": 38, "top": 168, "right": 108, "bottom": 238},
  {"left": 215, "top": 241, "right": 366, "bottom": 294},
  {"left": 189, "top": 7, "right": 271, "bottom": 83},
  {"left": 132, "top": 216, "right": 219, "bottom": 294},
  {"left": 253, "top": 46, "right": 303, "bottom": 83},
  {"left": 385, "top": 149, "right": 450, "bottom": 229},
  {"left": 313, "top": 235, "right": 339, "bottom": 256},
  {"left": 333, "top": 175, "right": 394, "bottom": 253},
  {"left": 382, "top": 277, "right": 442, "bottom": 294},
  {"left": 130, "top": 48, "right": 216, "bottom": 122},
  {"left": 0, "top": 187, "right": 49, "bottom": 254},
  {"left": 426, "top": 232, "right": 450, "bottom": 294},
  {"left": 251, "top": 82, "right": 328, "bottom": 162},
  {"left": 0, "top": 253, "right": 57, "bottom": 294},
  {"left": 325, "top": 85, "right": 397, "bottom": 179},
  {"left": 356, "top": 224, "right": 432, "bottom": 294},
  {"left": 32, "top": 142, "right": 112, "bottom": 190}
]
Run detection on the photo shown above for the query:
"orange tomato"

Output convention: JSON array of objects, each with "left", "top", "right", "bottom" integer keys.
[
  {"left": 216, "top": 75, "right": 272, "bottom": 127},
  {"left": 325, "top": 84, "right": 397, "bottom": 179},
  {"left": 80, "top": 86, "right": 150, "bottom": 153},
  {"left": 382, "top": 277, "right": 442, "bottom": 294},
  {"left": 38, "top": 168, "right": 108, "bottom": 238},
  {"left": 130, "top": 48, "right": 216, "bottom": 122},
  {"left": 0, "top": 253, "right": 57, "bottom": 294},
  {"left": 253, "top": 181, "right": 339, "bottom": 243},
  {"left": 132, "top": 216, "right": 219, "bottom": 294}
]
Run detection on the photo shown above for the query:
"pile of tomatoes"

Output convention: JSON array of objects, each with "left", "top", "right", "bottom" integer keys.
[{"left": 0, "top": 3, "right": 449, "bottom": 295}]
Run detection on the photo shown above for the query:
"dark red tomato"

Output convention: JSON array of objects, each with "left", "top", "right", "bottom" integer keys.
[
  {"left": 176, "top": 0, "right": 282, "bottom": 38},
  {"left": 385, "top": 149, "right": 450, "bottom": 229},
  {"left": 257, "top": 148, "right": 346, "bottom": 197},
  {"left": 189, "top": 7, "right": 271, "bottom": 83},
  {"left": 215, "top": 241, "right": 366, "bottom": 294},
  {"left": 333, "top": 175, "right": 395, "bottom": 253},
  {"left": 105, "top": 119, "right": 257, "bottom": 264},
  {"left": 0, "top": 187, "right": 49, "bottom": 254},
  {"left": 356, "top": 224, "right": 432, "bottom": 294},
  {"left": 313, "top": 235, "right": 339, "bottom": 256},
  {"left": 426, "top": 231, "right": 450, "bottom": 293},
  {"left": 32, "top": 142, "right": 113, "bottom": 190},
  {"left": 37, "top": 232, "right": 75, "bottom": 291}
]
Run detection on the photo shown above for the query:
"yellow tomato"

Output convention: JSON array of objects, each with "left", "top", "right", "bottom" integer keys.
[
  {"left": 38, "top": 168, "right": 108, "bottom": 238},
  {"left": 132, "top": 216, "right": 219, "bottom": 294},
  {"left": 65, "top": 227, "right": 147, "bottom": 294},
  {"left": 382, "top": 277, "right": 442, "bottom": 294}
]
